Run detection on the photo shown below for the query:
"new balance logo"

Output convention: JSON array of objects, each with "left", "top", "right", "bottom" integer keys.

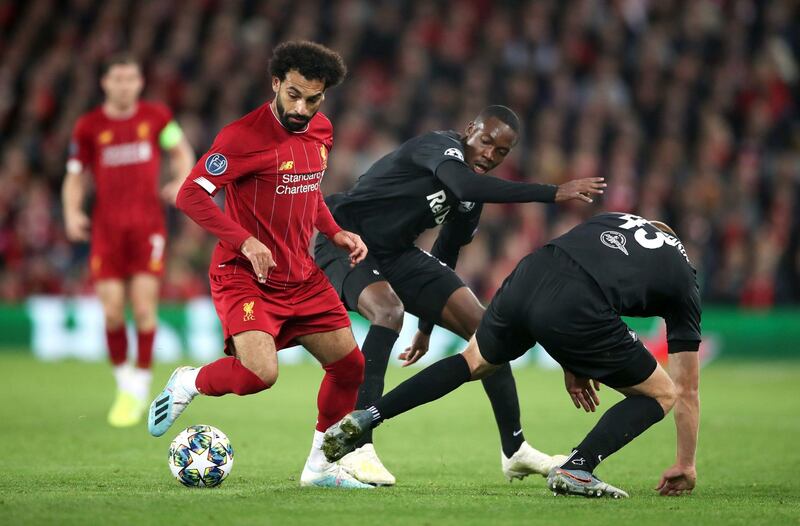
[{"left": 279, "top": 160, "right": 294, "bottom": 171}]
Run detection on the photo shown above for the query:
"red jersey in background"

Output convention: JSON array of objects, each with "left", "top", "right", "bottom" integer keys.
[{"left": 68, "top": 102, "right": 173, "bottom": 278}]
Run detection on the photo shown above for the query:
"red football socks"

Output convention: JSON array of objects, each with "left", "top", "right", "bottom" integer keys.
[
  {"left": 316, "top": 347, "right": 365, "bottom": 432},
  {"left": 195, "top": 356, "right": 270, "bottom": 396},
  {"left": 106, "top": 327, "right": 127, "bottom": 366},
  {"left": 136, "top": 330, "right": 155, "bottom": 369}
]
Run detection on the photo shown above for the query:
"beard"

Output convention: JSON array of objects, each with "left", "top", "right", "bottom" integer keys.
[{"left": 276, "top": 96, "right": 312, "bottom": 131}]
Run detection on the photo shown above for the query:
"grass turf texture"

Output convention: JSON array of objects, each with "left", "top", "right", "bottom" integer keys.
[{"left": 2, "top": 354, "right": 799, "bottom": 525}]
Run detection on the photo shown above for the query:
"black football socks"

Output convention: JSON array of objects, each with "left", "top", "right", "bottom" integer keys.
[
  {"left": 368, "top": 353, "right": 472, "bottom": 426},
  {"left": 481, "top": 362, "right": 525, "bottom": 457},
  {"left": 561, "top": 395, "right": 665, "bottom": 473},
  {"left": 354, "top": 325, "right": 399, "bottom": 447}
]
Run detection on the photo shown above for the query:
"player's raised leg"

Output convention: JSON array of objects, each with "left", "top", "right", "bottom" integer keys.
[
  {"left": 148, "top": 330, "right": 275, "bottom": 437},
  {"left": 323, "top": 336, "right": 498, "bottom": 461},
  {"left": 436, "top": 287, "right": 568, "bottom": 479},
  {"left": 96, "top": 278, "right": 137, "bottom": 427},
  {"left": 296, "top": 327, "right": 372, "bottom": 489}
]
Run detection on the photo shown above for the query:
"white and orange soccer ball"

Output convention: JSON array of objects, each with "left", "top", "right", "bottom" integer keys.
[{"left": 168, "top": 425, "right": 234, "bottom": 487}]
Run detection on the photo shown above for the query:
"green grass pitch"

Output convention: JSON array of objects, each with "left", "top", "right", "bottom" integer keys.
[{"left": 2, "top": 353, "right": 799, "bottom": 525}]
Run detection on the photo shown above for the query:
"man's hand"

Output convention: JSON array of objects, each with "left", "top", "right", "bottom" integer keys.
[
  {"left": 161, "top": 180, "right": 182, "bottom": 205},
  {"left": 398, "top": 330, "right": 430, "bottom": 367},
  {"left": 564, "top": 369, "right": 601, "bottom": 412},
  {"left": 655, "top": 464, "right": 696, "bottom": 496},
  {"left": 240, "top": 236, "right": 276, "bottom": 283},
  {"left": 332, "top": 230, "right": 367, "bottom": 267},
  {"left": 555, "top": 177, "right": 606, "bottom": 203},
  {"left": 64, "top": 210, "right": 91, "bottom": 242}
]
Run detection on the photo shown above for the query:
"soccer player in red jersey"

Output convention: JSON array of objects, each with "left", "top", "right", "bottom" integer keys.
[
  {"left": 148, "top": 42, "right": 372, "bottom": 489},
  {"left": 62, "top": 54, "right": 195, "bottom": 428}
]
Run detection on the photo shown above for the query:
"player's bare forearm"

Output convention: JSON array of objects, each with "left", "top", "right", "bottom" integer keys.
[
  {"left": 62, "top": 171, "right": 91, "bottom": 241},
  {"left": 62, "top": 171, "right": 85, "bottom": 214},
  {"left": 667, "top": 351, "right": 700, "bottom": 467}
]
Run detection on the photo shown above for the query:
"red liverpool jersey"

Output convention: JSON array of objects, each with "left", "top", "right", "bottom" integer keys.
[
  {"left": 68, "top": 102, "right": 173, "bottom": 229},
  {"left": 179, "top": 102, "right": 342, "bottom": 288}
]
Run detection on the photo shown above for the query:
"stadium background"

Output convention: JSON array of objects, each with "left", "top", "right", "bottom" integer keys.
[
  {"left": 0, "top": 0, "right": 797, "bottom": 360},
  {"left": 2, "top": 2, "right": 799, "bottom": 524}
]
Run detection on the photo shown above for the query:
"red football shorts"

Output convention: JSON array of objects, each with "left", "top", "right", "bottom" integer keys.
[
  {"left": 210, "top": 263, "right": 351, "bottom": 352},
  {"left": 90, "top": 225, "right": 167, "bottom": 280}
]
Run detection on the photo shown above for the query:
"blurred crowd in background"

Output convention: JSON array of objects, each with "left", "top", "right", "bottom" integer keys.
[{"left": 0, "top": 0, "right": 798, "bottom": 307}]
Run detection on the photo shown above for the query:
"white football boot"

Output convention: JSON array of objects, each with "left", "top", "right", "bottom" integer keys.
[
  {"left": 148, "top": 366, "right": 198, "bottom": 437},
  {"left": 300, "top": 460, "right": 375, "bottom": 489},
  {"left": 502, "top": 442, "right": 570, "bottom": 481},
  {"left": 339, "top": 444, "right": 396, "bottom": 486}
]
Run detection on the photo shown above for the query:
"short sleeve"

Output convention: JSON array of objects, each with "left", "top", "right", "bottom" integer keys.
[
  {"left": 410, "top": 132, "right": 468, "bottom": 174},
  {"left": 67, "top": 116, "right": 93, "bottom": 173},
  {"left": 188, "top": 125, "right": 258, "bottom": 196}
]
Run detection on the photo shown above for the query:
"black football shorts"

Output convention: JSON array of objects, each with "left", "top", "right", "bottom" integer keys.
[
  {"left": 476, "top": 245, "right": 657, "bottom": 388},
  {"left": 315, "top": 234, "right": 466, "bottom": 325}
]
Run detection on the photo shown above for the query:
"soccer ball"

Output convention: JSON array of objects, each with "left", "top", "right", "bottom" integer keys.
[{"left": 168, "top": 425, "right": 234, "bottom": 487}]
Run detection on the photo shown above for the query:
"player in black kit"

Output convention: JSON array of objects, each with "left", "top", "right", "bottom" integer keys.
[
  {"left": 315, "top": 105, "right": 605, "bottom": 485},
  {"left": 322, "top": 213, "right": 701, "bottom": 499}
]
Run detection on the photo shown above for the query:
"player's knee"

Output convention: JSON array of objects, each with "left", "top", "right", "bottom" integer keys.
[
  {"left": 657, "top": 381, "right": 678, "bottom": 414},
  {"left": 371, "top": 300, "right": 405, "bottom": 332},
  {"left": 132, "top": 305, "right": 156, "bottom": 331},
  {"left": 234, "top": 365, "right": 276, "bottom": 395},
  {"left": 462, "top": 308, "right": 483, "bottom": 336},
  {"left": 104, "top": 311, "right": 125, "bottom": 331},
  {"left": 256, "top": 368, "right": 278, "bottom": 390},
  {"left": 323, "top": 347, "right": 364, "bottom": 386},
  {"left": 238, "top": 355, "right": 278, "bottom": 390}
]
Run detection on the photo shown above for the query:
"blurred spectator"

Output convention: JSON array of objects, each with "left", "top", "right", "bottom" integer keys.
[{"left": 0, "top": 0, "right": 797, "bottom": 308}]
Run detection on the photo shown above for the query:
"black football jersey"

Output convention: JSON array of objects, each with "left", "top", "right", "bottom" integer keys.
[
  {"left": 327, "top": 131, "right": 482, "bottom": 257},
  {"left": 549, "top": 212, "right": 702, "bottom": 345}
]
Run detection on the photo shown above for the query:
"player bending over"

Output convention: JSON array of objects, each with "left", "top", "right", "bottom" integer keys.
[
  {"left": 323, "top": 213, "right": 701, "bottom": 498},
  {"left": 63, "top": 53, "right": 195, "bottom": 427},
  {"left": 147, "top": 41, "right": 372, "bottom": 489},
  {"left": 315, "top": 105, "right": 604, "bottom": 485}
]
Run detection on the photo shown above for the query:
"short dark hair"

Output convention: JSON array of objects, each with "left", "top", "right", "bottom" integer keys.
[
  {"left": 101, "top": 52, "right": 141, "bottom": 76},
  {"left": 476, "top": 105, "right": 521, "bottom": 135},
  {"left": 269, "top": 41, "right": 347, "bottom": 90}
]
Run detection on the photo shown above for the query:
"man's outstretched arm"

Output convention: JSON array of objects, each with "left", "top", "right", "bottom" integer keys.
[
  {"left": 436, "top": 160, "right": 605, "bottom": 204},
  {"left": 657, "top": 349, "right": 699, "bottom": 496}
]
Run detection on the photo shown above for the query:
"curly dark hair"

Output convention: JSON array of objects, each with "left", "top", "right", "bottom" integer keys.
[{"left": 269, "top": 41, "right": 347, "bottom": 89}]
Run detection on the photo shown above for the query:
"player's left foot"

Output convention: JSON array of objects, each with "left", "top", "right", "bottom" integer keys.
[
  {"left": 322, "top": 410, "right": 373, "bottom": 462},
  {"left": 147, "top": 366, "right": 197, "bottom": 437},
  {"left": 339, "top": 443, "right": 396, "bottom": 486},
  {"left": 547, "top": 467, "right": 629, "bottom": 498},
  {"left": 300, "top": 460, "right": 375, "bottom": 489},
  {"left": 502, "top": 442, "right": 569, "bottom": 481},
  {"left": 107, "top": 390, "right": 145, "bottom": 428}
]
